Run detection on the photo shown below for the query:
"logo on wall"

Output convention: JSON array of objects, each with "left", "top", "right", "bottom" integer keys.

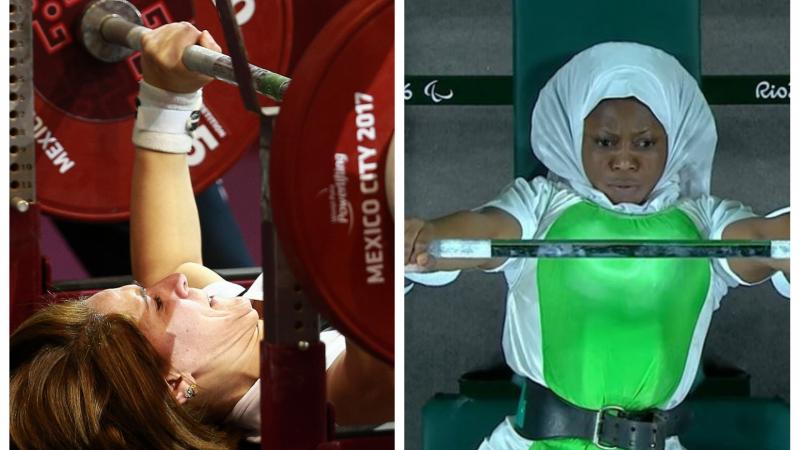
[
  {"left": 423, "top": 80, "right": 454, "bottom": 103},
  {"left": 405, "top": 80, "right": 455, "bottom": 103},
  {"left": 755, "top": 80, "right": 790, "bottom": 100}
]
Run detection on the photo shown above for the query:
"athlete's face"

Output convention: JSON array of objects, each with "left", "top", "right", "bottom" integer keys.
[
  {"left": 581, "top": 98, "right": 668, "bottom": 205},
  {"left": 86, "top": 273, "right": 257, "bottom": 374}
]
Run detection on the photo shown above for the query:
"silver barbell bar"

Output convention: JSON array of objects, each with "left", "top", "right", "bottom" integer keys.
[
  {"left": 427, "top": 239, "right": 791, "bottom": 259},
  {"left": 80, "top": 0, "right": 290, "bottom": 101}
]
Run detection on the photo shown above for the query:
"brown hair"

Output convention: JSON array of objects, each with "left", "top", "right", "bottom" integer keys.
[{"left": 10, "top": 300, "right": 236, "bottom": 449}]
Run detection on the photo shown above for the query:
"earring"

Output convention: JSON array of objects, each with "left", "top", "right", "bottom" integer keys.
[{"left": 185, "top": 383, "right": 198, "bottom": 400}]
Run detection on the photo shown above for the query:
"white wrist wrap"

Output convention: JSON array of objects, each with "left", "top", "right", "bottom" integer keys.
[{"left": 132, "top": 80, "right": 203, "bottom": 154}]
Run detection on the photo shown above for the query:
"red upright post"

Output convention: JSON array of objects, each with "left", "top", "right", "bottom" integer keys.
[
  {"left": 260, "top": 219, "right": 329, "bottom": 450},
  {"left": 10, "top": 204, "right": 44, "bottom": 333}
]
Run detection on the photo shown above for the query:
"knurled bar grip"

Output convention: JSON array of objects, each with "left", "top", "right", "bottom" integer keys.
[
  {"left": 85, "top": 9, "right": 291, "bottom": 101},
  {"left": 428, "top": 239, "right": 791, "bottom": 259}
]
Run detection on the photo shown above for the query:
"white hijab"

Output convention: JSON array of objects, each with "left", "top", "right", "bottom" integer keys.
[{"left": 530, "top": 42, "right": 716, "bottom": 214}]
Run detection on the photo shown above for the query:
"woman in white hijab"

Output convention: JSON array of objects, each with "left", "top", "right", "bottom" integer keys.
[{"left": 405, "top": 42, "right": 788, "bottom": 450}]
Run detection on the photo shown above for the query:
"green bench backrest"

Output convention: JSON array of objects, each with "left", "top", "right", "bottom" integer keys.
[{"left": 513, "top": 0, "right": 701, "bottom": 179}]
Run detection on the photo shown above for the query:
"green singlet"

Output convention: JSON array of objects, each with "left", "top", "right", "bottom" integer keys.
[{"left": 528, "top": 201, "right": 711, "bottom": 450}]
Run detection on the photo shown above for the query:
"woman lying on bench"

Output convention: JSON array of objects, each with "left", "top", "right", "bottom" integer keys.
[{"left": 10, "top": 22, "right": 393, "bottom": 449}]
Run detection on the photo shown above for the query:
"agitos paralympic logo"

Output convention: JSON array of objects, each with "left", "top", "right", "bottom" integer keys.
[{"left": 404, "top": 80, "right": 455, "bottom": 103}]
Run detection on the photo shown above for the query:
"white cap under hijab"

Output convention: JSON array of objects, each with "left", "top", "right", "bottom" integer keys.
[{"left": 531, "top": 42, "right": 717, "bottom": 214}]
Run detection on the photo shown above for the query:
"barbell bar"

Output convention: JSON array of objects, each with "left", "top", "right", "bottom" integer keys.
[
  {"left": 80, "top": 0, "right": 291, "bottom": 101},
  {"left": 428, "top": 239, "right": 791, "bottom": 259}
]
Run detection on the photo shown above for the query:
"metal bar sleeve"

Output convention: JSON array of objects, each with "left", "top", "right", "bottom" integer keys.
[{"left": 98, "top": 16, "right": 290, "bottom": 101}]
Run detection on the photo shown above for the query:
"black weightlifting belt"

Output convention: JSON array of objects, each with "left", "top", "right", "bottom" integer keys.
[{"left": 513, "top": 379, "right": 691, "bottom": 450}]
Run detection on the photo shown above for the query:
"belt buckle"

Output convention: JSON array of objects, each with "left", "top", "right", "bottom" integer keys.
[{"left": 593, "top": 405, "right": 625, "bottom": 450}]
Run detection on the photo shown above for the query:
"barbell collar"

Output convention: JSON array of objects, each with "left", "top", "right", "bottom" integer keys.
[
  {"left": 80, "top": 0, "right": 142, "bottom": 63},
  {"left": 80, "top": 0, "right": 291, "bottom": 101},
  {"left": 428, "top": 239, "right": 791, "bottom": 259}
]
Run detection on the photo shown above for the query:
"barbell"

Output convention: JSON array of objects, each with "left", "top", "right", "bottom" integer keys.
[
  {"left": 427, "top": 239, "right": 790, "bottom": 259},
  {"left": 33, "top": 0, "right": 295, "bottom": 221},
  {"left": 80, "top": 0, "right": 291, "bottom": 100}
]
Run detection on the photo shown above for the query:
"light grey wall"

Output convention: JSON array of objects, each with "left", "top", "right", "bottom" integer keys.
[{"left": 404, "top": 1, "right": 789, "bottom": 449}]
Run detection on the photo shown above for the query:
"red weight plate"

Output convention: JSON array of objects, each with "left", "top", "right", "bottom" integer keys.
[
  {"left": 33, "top": 0, "right": 292, "bottom": 221},
  {"left": 271, "top": 0, "right": 394, "bottom": 363}
]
